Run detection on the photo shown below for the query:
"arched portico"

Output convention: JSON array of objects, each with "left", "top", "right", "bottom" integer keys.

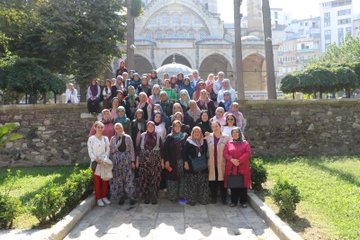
[
  {"left": 243, "top": 54, "right": 267, "bottom": 91},
  {"left": 162, "top": 54, "right": 192, "bottom": 68},
  {"left": 134, "top": 55, "right": 153, "bottom": 74},
  {"left": 199, "top": 54, "right": 232, "bottom": 81}
]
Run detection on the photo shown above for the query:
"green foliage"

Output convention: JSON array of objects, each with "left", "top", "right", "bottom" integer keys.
[
  {"left": 62, "top": 167, "right": 93, "bottom": 211},
  {"left": 131, "top": 0, "right": 143, "bottom": 17},
  {"left": 250, "top": 158, "right": 267, "bottom": 190},
  {"left": 0, "top": 169, "right": 22, "bottom": 229},
  {"left": 0, "top": 122, "right": 23, "bottom": 147},
  {"left": 271, "top": 177, "right": 301, "bottom": 220},
  {"left": 0, "top": 194, "right": 21, "bottom": 228},
  {"left": 3, "top": 57, "right": 66, "bottom": 103},
  {"left": 30, "top": 183, "right": 65, "bottom": 224}
]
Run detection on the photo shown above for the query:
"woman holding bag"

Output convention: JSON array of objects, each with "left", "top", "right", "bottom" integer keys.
[
  {"left": 87, "top": 121, "right": 112, "bottom": 207},
  {"left": 183, "top": 126, "right": 209, "bottom": 205},
  {"left": 223, "top": 127, "right": 251, "bottom": 208}
]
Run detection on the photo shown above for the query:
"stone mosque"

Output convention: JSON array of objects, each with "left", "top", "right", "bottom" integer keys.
[{"left": 126, "top": 0, "right": 278, "bottom": 97}]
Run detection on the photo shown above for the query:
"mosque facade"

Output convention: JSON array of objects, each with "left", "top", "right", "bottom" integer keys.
[{"left": 125, "top": 0, "right": 279, "bottom": 96}]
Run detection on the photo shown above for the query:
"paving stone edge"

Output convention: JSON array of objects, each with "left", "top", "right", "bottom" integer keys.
[
  {"left": 47, "top": 193, "right": 96, "bottom": 240},
  {"left": 248, "top": 191, "right": 303, "bottom": 240}
]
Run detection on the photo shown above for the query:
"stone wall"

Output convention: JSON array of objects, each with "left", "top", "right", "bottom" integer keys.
[{"left": 1, "top": 100, "right": 360, "bottom": 167}]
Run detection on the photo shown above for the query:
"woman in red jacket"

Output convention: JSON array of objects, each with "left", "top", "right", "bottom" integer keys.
[{"left": 223, "top": 127, "right": 251, "bottom": 208}]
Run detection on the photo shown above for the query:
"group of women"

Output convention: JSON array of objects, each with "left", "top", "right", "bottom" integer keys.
[{"left": 87, "top": 69, "right": 251, "bottom": 208}]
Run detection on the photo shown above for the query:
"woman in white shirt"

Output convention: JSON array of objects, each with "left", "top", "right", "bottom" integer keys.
[
  {"left": 87, "top": 121, "right": 112, "bottom": 207},
  {"left": 65, "top": 83, "right": 79, "bottom": 104}
]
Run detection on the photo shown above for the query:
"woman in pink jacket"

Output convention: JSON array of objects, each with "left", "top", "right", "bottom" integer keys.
[{"left": 223, "top": 127, "right": 251, "bottom": 208}]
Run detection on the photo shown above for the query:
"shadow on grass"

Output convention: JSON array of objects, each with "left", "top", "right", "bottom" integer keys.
[{"left": 286, "top": 215, "right": 312, "bottom": 234}]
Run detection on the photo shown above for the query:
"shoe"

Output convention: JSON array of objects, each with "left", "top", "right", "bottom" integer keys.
[
  {"left": 241, "top": 204, "right": 248, "bottom": 208},
  {"left": 118, "top": 198, "right": 125, "bottom": 205},
  {"left": 102, "top": 197, "right": 111, "bottom": 205},
  {"left": 97, "top": 199, "right": 105, "bottom": 207},
  {"left": 144, "top": 199, "right": 150, "bottom": 204},
  {"left": 129, "top": 199, "right": 136, "bottom": 205},
  {"left": 230, "top": 203, "right": 237, "bottom": 207}
]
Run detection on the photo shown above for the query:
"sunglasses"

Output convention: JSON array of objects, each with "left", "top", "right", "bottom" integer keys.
[{"left": 227, "top": 118, "right": 235, "bottom": 121}]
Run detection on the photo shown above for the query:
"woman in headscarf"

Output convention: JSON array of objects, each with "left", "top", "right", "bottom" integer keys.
[
  {"left": 197, "top": 89, "right": 216, "bottom": 118},
  {"left": 159, "top": 91, "right": 174, "bottom": 117},
  {"left": 187, "top": 100, "right": 201, "bottom": 124},
  {"left": 149, "top": 84, "right": 161, "bottom": 105},
  {"left": 87, "top": 121, "right": 112, "bottom": 207},
  {"left": 109, "top": 123, "right": 136, "bottom": 205},
  {"left": 87, "top": 79, "right": 101, "bottom": 114},
  {"left": 222, "top": 113, "right": 237, "bottom": 137},
  {"left": 196, "top": 110, "right": 212, "bottom": 136},
  {"left": 114, "top": 106, "right": 131, "bottom": 135},
  {"left": 171, "top": 102, "right": 194, "bottom": 131},
  {"left": 136, "top": 121, "right": 164, "bottom": 204},
  {"left": 89, "top": 109, "right": 115, "bottom": 141},
  {"left": 206, "top": 121, "right": 231, "bottom": 204},
  {"left": 178, "top": 89, "right": 191, "bottom": 112},
  {"left": 210, "top": 107, "right": 226, "bottom": 126},
  {"left": 125, "top": 86, "right": 138, "bottom": 120},
  {"left": 179, "top": 76, "right": 194, "bottom": 99},
  {"left": 153, "top": 111, "right": 167, "bottom": 141},
  {"left": 136, "top": 92, "right": 153, "bottom": 121},
  {"left": 224, "top": 127, "right": 251, "bottom": 208},
  {"left": 164, "top": 120, "right": 188, "bottom": 202},
  {"left": 149, "top": 70, "right": 162, "bottom": 88},
  {"left": 183, "top": 126, "right": 209, "bottom": 205},
  {"left": 217, "top": 79, "right": 236, "bottom": 103},
  {"left": 162, "top": 79, "right": 178, "bottom": 101},
  {"left": 129, "top": 72, "right": 142, "bottom": 91},
  {"left": 228, "top": 102, "right": 246, "bottom": 132},
  {"left": 102, "top": 79, "right": 113, "bottom": 109},
  {"left": 205, "top": 73, "right": 217, "bottom": 102},
  {"left": 110, "top": 97, "right": 120, "bottom": 120},
  {"left": 111, "top": 75, "right": 126, "bottom": 98},
  {"left": 170, "top": 75, "right": 180, "bottom": 95},
  {"left": 153, "top": 104, "right": 171, "bottom": 131},
  {"left": 138, "top": 74, "right": 152, "bottom": 97},
  {"left": 115, "top": 60, "right": 128, "bottom": 78},
  {"left": 192, "top": 81, "right": 206, "bottom": 101},
  {"left": 130, "top": 109, "right": 147, "bottom": 152},
  {"left": 169, "top": 112, "right": 191, "bottom": 135},
  {"left": 218, "top": 90, "right": 232, "bottom": 112}
]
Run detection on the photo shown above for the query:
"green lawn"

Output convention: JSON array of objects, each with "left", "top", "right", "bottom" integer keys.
[
  {"left": 0, "top": 165, "right": 86, "bottom": 228},
  {"left": 258, "top": 156, "right": 360, "bottom": 240}
]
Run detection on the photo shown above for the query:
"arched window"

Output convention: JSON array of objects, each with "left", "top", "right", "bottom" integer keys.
[
  {"left": 183, "top": 15, "right": 190, "bottom": 25},
  {"left": 173, "top": 15, "right": 180, "bottom": 25},
  {"left": 162, "top": 15, "right": 169, "bottom": 25}
]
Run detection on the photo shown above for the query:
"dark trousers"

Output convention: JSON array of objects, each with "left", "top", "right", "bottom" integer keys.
[
  {"left": 230, "top": 188, "right": 247, "bottom": 204},
  {"left": 209, "top": 181, "right": 227, "bottom": 201}
]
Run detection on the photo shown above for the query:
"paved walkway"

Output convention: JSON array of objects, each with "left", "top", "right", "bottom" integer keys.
[{"left": 65, "top": 196, "right": 279, "bottom": 240}]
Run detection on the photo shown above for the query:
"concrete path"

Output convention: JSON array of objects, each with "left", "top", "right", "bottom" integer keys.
[{"left": 65, "top": 197, "right": 279, "bottom": 240}]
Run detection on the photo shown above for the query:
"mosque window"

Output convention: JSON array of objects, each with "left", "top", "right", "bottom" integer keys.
[
  {"left": 178, "top": 31, "right": 186, "bottom": 38},
  {"left": 162, "top": 15, "right": 169, "bottom": 25},
  {"left": 173, "top": 15, "right": 180, "bottom": 25},
  {"left": 183, "top": 15, "right": 190, "bottom": 25},
  {"left": 156, "top": 31, "right": 162, "bottom": 39}
]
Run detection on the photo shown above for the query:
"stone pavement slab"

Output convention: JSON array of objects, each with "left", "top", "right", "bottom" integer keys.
[{"left": 65, "top": 198, "right": 279, "bottom": 240}]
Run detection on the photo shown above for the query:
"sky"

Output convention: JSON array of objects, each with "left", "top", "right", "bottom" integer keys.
[{"left": 218, "top": 0, "right": 360, "bottom": 23}]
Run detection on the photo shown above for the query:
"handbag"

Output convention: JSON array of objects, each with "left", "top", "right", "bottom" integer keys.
[
  {"left": 227, "top": 166, "right": 245, "bottom": 188},
  {"left": 91, "top": 136, "right": 107, "bottom": 171},
  {"left": 189, "top": 154, "right": 207, "bottom": 172}
]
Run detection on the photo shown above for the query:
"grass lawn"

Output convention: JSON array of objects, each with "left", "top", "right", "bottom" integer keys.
[
  {"left": 257, "top": 156, "right": 360, "bottom": 240},
  {"left": 0, "top": 165, "right": 86, "bottom": 229}
]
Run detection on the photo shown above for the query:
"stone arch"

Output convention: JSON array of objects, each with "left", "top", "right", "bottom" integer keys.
[
  {"left": 199, "top": 53, "right": 233, "bottom": 81},
  {"left": 134, "top": 55, "right": 154, "bottom": 74},
  {"left": 161, "top": 54, "right": 192, "bottom": 68},
  {"left": 243, "top": 54, "right": 267, "bottom": 91}
]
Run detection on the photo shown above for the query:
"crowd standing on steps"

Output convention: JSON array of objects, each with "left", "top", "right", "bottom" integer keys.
[{"left": 87, "top": 64, "right": 251, "bottom": 208}]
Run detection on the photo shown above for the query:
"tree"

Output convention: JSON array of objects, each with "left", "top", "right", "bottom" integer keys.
[
  {"left": 5, "top": 58, "right": 66, "bottom": 104},
  {"left": 126, "top": 0, "right": 142, "bottom": 71},
  {"left": 0, "top": 122, "right": 23, "bottom": 147}
]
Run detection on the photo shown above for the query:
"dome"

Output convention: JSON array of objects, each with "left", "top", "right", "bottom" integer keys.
[
  {"left": 156, "top": 62, "right": 193, "bottom": 78},
  {"left": 241, "top": 35, "right": 261, "bottom": 41}
]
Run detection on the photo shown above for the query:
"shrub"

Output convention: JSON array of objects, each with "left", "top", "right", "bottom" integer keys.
[
  {"left": 30, "top": 183, "right": 65, "bottom": 224},
  {"left": 62, "top": 168, "right": 93, "bottom": 211},
  {"left": 250, "top": 158, "right": 267, "bottom": 190},
  {"left": 0, "top": 194, "right": 21, "bottom": 229},
  {"left": 271, "top": 178, "right": 301, "bottom": 220}
]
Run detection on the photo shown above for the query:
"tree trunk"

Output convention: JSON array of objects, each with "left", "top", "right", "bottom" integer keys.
[
  {"left": 126, "top": 0, "right": 135, "bottom": 71},
  {"left": 346, "top": 88, "right": 351, "bottom": 98},
  {"left": 80, "top": 82, "right": 88, "bottom": 102},
  {"left": 262, "top": 0, "right": 277, "bottom": 99},
  {"left": 292, "top": 92, "right": 295, "bottom": 99},
  {"left": 233, "top": 0, "right": 245, "bottom": 100},
  {"left": 319, "top": 91, "right": 323, "bottom": 99}
]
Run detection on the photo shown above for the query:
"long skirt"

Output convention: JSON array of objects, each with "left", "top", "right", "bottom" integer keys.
[
  {"left": 110, "top": 151, "right": 135, "bottom": 201},
  {"left": 184, "top": 171, "right": 209, "bottom": 204},
  {"left": 167, "top": 159, "right": 185, "bottom": 202},
  {"left": 139, "top": 149, "right": 162, "bottom": 201},
  {"left": 87, "top": 98, "right": 101, "bottom": 113}
]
